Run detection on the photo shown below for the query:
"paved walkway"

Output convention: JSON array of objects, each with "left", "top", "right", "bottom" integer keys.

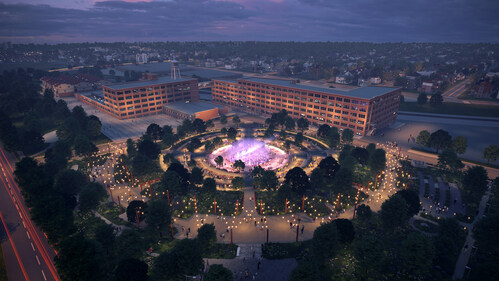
[
  {"left": 452, "top": 183, "right": 492, "bottom": 280},
  {"left": 205, "top": 244, "right": 297, "bottom": 281}
]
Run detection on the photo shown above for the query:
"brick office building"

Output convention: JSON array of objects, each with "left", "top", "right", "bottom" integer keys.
[
  {"left": 212, "top": 77, "right": 401, "bottom": 136},
  {"left": 76, "top": 76, "right": 199, "bottom": 120}
]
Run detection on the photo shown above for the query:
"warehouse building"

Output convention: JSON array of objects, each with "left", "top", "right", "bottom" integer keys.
[{"left": 212, "top": 77, "right": 401, "bottom": 136}]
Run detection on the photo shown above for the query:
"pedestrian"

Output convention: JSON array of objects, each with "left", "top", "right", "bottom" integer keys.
[
  {"left": 301, "top": 225, "right": 304, "bottom": 234},
  {"left": 186, "top": 232, "right": 189, "bottom": 238},
  {"left": 257, "top": 261, "right": 261, "bottom": 270},
  {"left": 188, "top": 227, "right": 190, "bottom": 233},
  {"left": 254, "top": 221, "right": 257, "bottom": 227},
  {"left": 289, "top": 222, "right": 292, "bottom": 229}
]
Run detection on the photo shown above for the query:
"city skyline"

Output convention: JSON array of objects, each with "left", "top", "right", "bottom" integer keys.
[{"left": 0, "top": 0, "right": 498, "bottom": 43}]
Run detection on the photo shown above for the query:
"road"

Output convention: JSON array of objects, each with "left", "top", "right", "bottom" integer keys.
[
  {"left": 442, "top": 78, "right": 470, "bottom": 101},
  {"left": 0, "top": 144, "right": 60, "bottom": 281}
]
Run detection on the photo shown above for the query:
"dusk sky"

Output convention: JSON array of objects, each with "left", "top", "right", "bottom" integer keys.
[{"left": 1, "top": 0, "right": 498, "bottom": 43}]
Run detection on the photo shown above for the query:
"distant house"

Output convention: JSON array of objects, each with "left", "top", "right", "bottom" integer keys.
[
  {"left": 420, "top": 82, "right": 434, "bottom": 94},
  {"left": 370, "top": 77, "right": 382, "bottom": 84},
  {"left": 471, "top": 78, "right": 495, "bottom": 99},
  {"left": 358, "top": 78, "right": 370, "bottom": 87},
  {"left": 41, "top": 74, "right": 102, "bottom": 97},
  {"left": 335, "top": 75, "right": 347, "bottom": 84}
]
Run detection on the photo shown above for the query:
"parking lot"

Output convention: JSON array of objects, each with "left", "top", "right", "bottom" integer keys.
[{"left": 60, "top": 96, "right": 183, "bottom": 141}]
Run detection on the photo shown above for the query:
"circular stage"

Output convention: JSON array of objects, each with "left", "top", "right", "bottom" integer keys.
[{"left": 209, "top": 138, "right": 288, "bottom": 172}]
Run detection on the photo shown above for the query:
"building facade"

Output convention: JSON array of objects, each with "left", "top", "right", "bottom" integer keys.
[
  {"left": 76, "top": 76, "right": 199, "bottom": 120},
  {"left": 212, "top": 78, "right": 401, "bottom": 136}
]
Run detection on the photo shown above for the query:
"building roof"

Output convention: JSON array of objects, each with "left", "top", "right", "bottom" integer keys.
[
  {"left": 235, "top": 77, "right": 400, "bottom": 99},
  {"left": 104, "top": 76, "right": 195, "bottom": 90},
  {"left": 182, "top": 69, "right": 242, "bottom": 80},
  {"left": 163, "top": 101, "right": 225, "bottom": 115}
]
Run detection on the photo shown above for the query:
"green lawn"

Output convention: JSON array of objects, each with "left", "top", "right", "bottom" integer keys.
[
  {"left": 399, "top": 102, "right": 499, "bottom": 117},
  {"left": 0, "top": 245, "right": 8, "bottom": 281}
]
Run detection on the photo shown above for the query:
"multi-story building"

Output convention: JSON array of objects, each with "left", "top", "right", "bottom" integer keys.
[
  {"left": 76, "top": 76, "right": 199, "bottom": 120},
  {"left": 212, "top": 77, "right": 401, "bottom": 136}
]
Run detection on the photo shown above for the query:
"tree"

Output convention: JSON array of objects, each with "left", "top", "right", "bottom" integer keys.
[
  {"left": 462, "top": 166, "right": 489, "bottom": 208},
  {"left": 21, "top": 130, "right": 45, "bottom": 155},
  {"left": 395, "top": 189, "right": 421, "bottom": 217},
  {"left": 231, "top": 177, "right": 245, "bottom": 189},
  {"left": 192, "top": 118, "right": 206, "bottom": 133},
  {"left": 54, "top": 169, "right": 87, "bottom": 199},
  {"left": 126, "top": 200, "right": 148, "bottom": 223},
  {"left": 380, "top": 194, "right": 408, "bottom": 230},
  {"left": 351, "top": 147, "right": 369, "bottom": 165},
  {"left": 333, "top": 219, "right": 355, "bottom": 244},
  {"left": 197, "top": 223, "right": 217, "bottom": 254},
  {"left": 341, "top": 128, "right": 354, "bottom": 144},
  {"left": 254, "top": 170, "right": 278, "bottom": 190},
  {"left": 86, "top": 118, "right": 102, "bottom": 138},
  {"left": 317, "top": 124, "right": 330, "bottom": 138},
  {"left": 366, "top": 143, "right": 376, "bottom": 155},
  {"left": 187, "top": 137, "right": 202, "bottom": 152},
  {"left": 161, "top": 125, "right": 175, "bottom": 147},
  {"left": 416, "top": 130, "right": 430, "bottom": 147},
  {"left": 438, "top": 148, "right": 464, "bottom": 171},
  {"left": 483, "top": 144, "right": 499, "bottom": 163},
  {"left": 116, "top": 229, "right": 144, "bottom": 259},
  {"left": 297, "top": 117, "right": 309, "bottom": 132},
  {"left": 205, "top": 120, "right": 214, "bottom": 129},
  {"left": 312, "top": 222, "right": 339, "bottom": 261},
  {"left": 132, "top": 153, "right": 157, "bottom": 178},
  {"left": 429, "top": 93, "right": 443, "bottom": 106},
  {"left": 331, "top": 167, "right": 353, "bottom": 193},
  {"left": 232, "top": 159, "right": 245, "bottom": 171},
  {"left": 294, "top": 132, "right": 304, "bottom": 145},
  {"left": 354, "top": 234, "right": 385, "bottom": 278},
  {"left": 232, "top": 115, "right": 241, "bottom": 126},
  {"left": 326, "top": 127, "right": 340, "bottom": 147},
  {"left": 204, "top": 140, "right": 215, "bottom": 153},
  {"left": 204, "top": 264, "right": 233, "bottom": 281},
  {"left": 137, "top": 134, "right": 161, "bottom": 159},
  {"left": 227, "top": 127, "right": 237, "bottom": 140},
  {"left": 115, "top": 258, "right": 149, "bottom": 281},
  {"left": 451, "top": 136, "right": 467, "bottom": 155},
  {"left": 215, "top": 155, "right": 224, "bottom": 167},
  {"left": 78, "top": 183, "right": 106, "bottom": 213},
  {"left": 145, "top": 199, "right": 171, "bottom": 236},
  {"left": 55, "top": 235, "right": 105, "bottom": 281},
  {"left": 429, "top": 129, "right": 452, "bottom": 153},
  {"left": 368, "top": 148, "right": 386, "bottom": 174},
  {"left": 220, "top": 115, "right": 227, "bottom": 124},
  {"left": 166, "top": 162, "right": 190, "bottom": 186},
  {"left": 73, "top": 134, "right": 94, "bottom": 156},
  {"left": 400, "top": 233, "right": 435, "bottom": 276},
  {"left": 127, "top": 138, "right": 137, "bottom": 158},
  {"left": 95, "top": 224, "right": 115, "bottom": 254},
  {"left": 430, "top": 93, "right": 444, "bottom": 106},
  {"left": 417, "top": 93, "right": 427, "bottom": 104},
  {"left": 474, "top": 213, "right": 499, "bottom": 252},
  {"left": 355, "top": 204, "right": 372, "bottom": 220},
  {"left": 251, "top": 165, "right": 264, "bottom": 177},
  {"left": 203, "top": 178, "right": 217, "bottom": 193},
  {"left": 146, "top": 123, "right": 163, "bottom": 140},
  {"left": 284, "top": 167, "right": 310, "bottom": 195},
  {"left": 151, "top": 239, "right": 203, "bottom": 280},
  {"left": 284, "top": 116, "right": 295, "bottom": 131},
  {"left": 318, "top": 156, "right": 340, "bottom": 180},
  {"left": 190, "top": 167, "right": 204, "bottom": 185}
]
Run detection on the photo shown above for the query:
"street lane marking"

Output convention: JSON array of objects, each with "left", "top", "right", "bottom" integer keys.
[
  {"left": 31, "top": 242, "right": 35, "bottom": 251},
  {"left": 36, "top": 255, "right": 41, "bottom": 265},
  {"left": 41, "top": 270, "right": 47, "bottom": 281},
  {"left": 26, "top": 231, "right": 30, "bottom": 240}
]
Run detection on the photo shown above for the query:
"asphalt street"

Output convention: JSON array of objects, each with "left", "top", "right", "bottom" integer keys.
[{"left": 0, "top": 144, "right": 59, "bottom": 281}]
